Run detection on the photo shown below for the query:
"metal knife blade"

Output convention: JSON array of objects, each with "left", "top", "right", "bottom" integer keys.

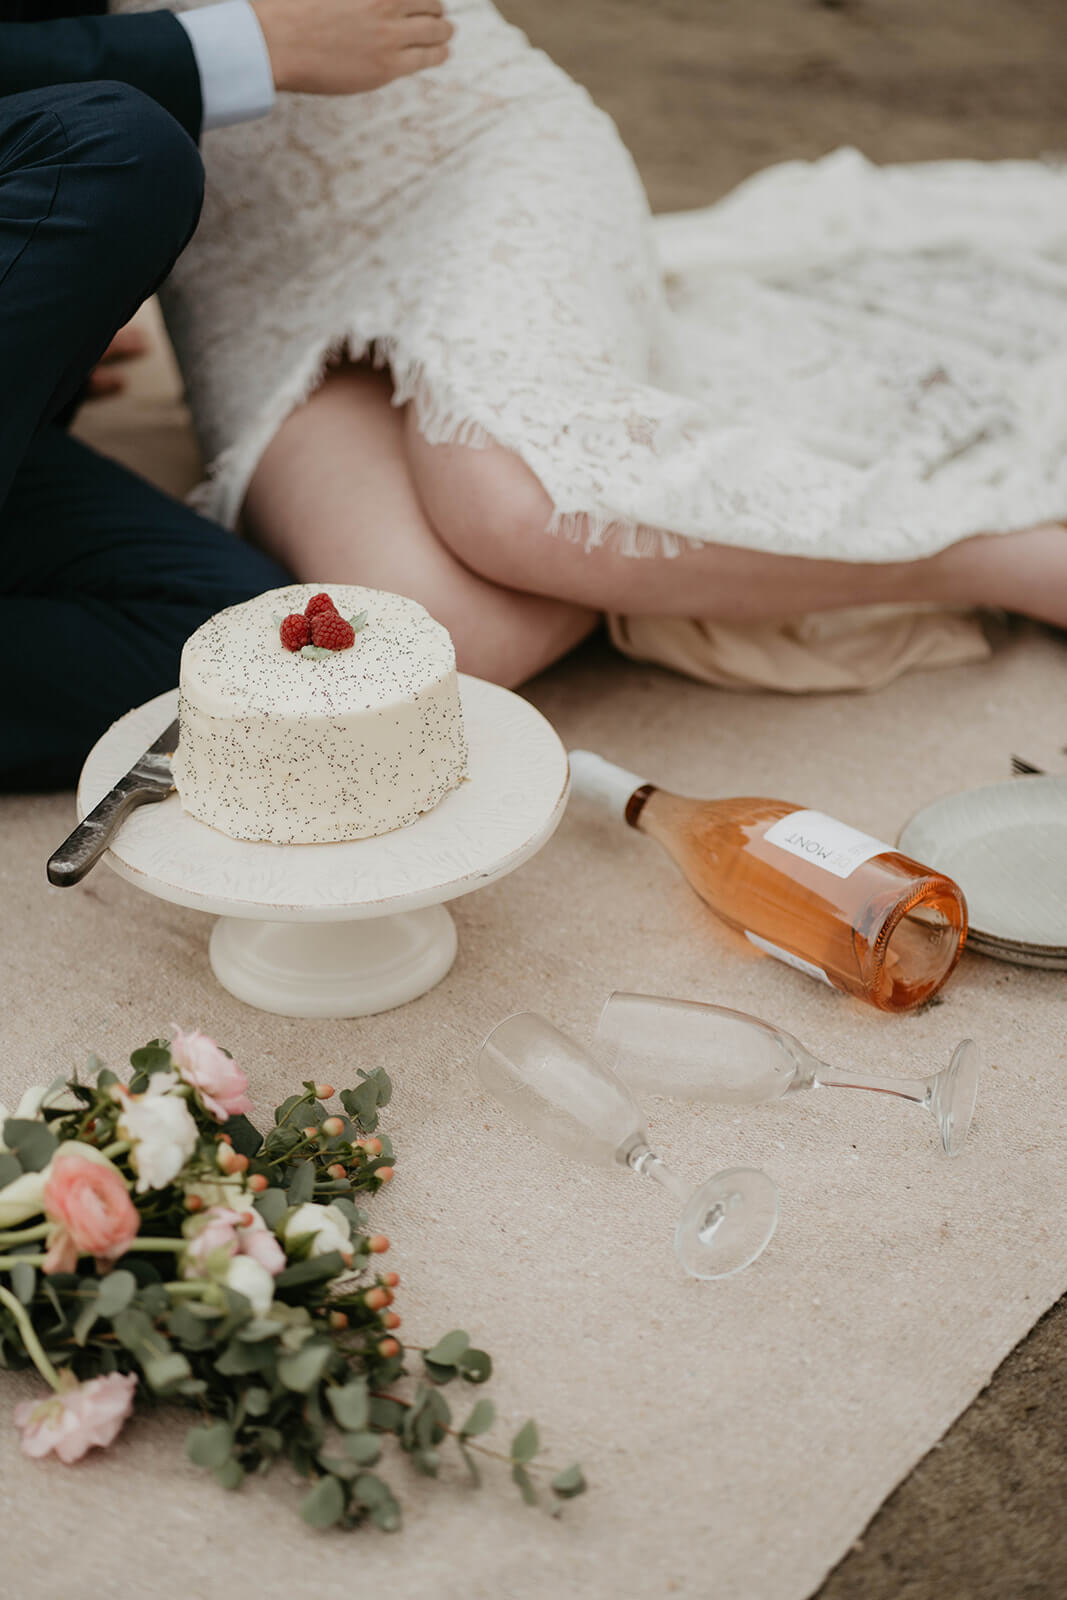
[{"left": 46, "top": 717, "right": 180, "bottom": 887}]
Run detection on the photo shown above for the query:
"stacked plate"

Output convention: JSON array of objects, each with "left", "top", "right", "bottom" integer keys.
[{"left": 898, "top": 775, "right": 1067, "bottom": 970}]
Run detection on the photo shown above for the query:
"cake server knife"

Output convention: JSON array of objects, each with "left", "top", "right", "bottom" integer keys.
[{"left": 46, "top": 717, "right": 180, "bottom": 887}]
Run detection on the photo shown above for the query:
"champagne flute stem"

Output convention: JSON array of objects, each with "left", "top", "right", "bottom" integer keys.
[
  {"left": 624, "top": 1142, "right": 690, "bottom": 1204},
  {"left": 810, "top": 1064, "right": 929, "bottom": 1107}
]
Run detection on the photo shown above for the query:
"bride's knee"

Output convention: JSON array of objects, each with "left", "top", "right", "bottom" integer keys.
[{"left": 406, "top": 424, "right": 554, "bottom": 584}]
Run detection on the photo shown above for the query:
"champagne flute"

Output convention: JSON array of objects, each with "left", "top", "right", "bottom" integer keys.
[
  {"left": 595, "top": 992, "right": 980, "bottom": 1157},
  {"left": 476, "top": 1012, "right": 779, "bottom": 1279}
]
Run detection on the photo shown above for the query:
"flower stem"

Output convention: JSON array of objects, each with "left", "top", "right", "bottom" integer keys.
[
  {"left": 127, "top": 1238, "right": 187, "bottom": 1253},
  {"left": 163, "top": 1279, "right": 223, "bottom": 1303},
  {"left": 100, "top": 1140, "right": 130, "bottom": 1160},
  {"left": 0, "top": 1222, "right": 50, "bottom": 1246},
  {"left": 0, "top": 1253, "right": 48, "bottom": 1268},
  {"left": 0, "top": 1284, "right": 64, "bottom": 1392}
]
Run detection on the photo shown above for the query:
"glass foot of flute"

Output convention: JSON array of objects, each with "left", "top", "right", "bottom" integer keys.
[
  {"left": 476, "top": 1012, "right": 779, "bottom": 1279},
  {"left": 595, "top": 993, "right": 980, "bottom": 1157}
]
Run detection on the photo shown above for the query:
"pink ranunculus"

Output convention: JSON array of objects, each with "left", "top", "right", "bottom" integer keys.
[
  {"left": 14, "top": 1372, "right": 137, "bottom": 1464},
  {"left": 184, "top": 1205, "right": 285, "bottom": 1279},
  {"left": 41, "top": 1147, "right": 140, "bottom": 1275},
  {"left": 169, "top": 1026, "right": 254, "bottom": 1121}
]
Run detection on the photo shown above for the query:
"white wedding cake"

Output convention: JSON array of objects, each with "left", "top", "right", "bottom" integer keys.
[{"left": 171, "top": 584, "right": 467, "bottom": 843}]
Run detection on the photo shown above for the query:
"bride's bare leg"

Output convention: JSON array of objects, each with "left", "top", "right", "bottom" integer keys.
[
  {"left": 405, "top": 421, "right": 1067, "bottom": 627},
  {"left": 241, "top": 366, "right": 597, "bottom": 684}
]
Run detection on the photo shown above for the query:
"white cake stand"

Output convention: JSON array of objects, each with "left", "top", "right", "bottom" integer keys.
[{"left": 77, "top": 681, "right": 569, "bottom": 1018}]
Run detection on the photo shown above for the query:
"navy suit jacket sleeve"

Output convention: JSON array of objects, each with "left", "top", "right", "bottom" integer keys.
[{"left": 0, "top": 13, "right": 203, "bottom": 140}]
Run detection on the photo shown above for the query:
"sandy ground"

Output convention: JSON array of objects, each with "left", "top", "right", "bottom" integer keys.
[{"left": 496, "top": 2, "right": 1067, "bottom": 1595}]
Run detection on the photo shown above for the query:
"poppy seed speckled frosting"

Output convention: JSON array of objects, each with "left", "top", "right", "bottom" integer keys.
[{"left": 171, "top": 585, "right": 467, "bottom": 844}]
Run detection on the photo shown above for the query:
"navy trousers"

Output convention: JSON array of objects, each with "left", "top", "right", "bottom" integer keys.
[{"left": 0, "top": 80, "right": 287, "bottom": 789}]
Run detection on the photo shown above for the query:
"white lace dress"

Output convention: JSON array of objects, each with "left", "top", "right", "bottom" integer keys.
[{"left": 116, "top": 0, "right": 1067, "bottom": 660}]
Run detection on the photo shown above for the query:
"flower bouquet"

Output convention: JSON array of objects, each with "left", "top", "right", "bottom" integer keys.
[{"left": 0, "top": 1030, "right": 584, "bottom": 1529}]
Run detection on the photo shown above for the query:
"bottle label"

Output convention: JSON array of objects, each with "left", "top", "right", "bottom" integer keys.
[
  {"left": 762, "top": 809, "right": 888, "bottom": 880},
  {"left": 745, "top": 930, "right": 834, "bottom": 988}
]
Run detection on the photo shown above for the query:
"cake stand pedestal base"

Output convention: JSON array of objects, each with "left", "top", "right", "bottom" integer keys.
[
  {"left": 209, "top": 907, "right": 458, "bottom": 1018},
  {"left": 75, "top": 680, "right": 569, "bottom": 1019}
]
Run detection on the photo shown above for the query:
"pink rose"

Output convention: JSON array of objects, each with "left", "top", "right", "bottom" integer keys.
[
  {"left": 170, "top": 1027, "right": 254, "bottom": 1122},
  {"left": 15, "top": 1372, "right": 137, "bottom": 1464},
  {"left": 41, "top": 1147, "right": 140, "bottom": 1275},
  {"left": 184, "top": 1205, "right": 285, "bottom": 1278}
]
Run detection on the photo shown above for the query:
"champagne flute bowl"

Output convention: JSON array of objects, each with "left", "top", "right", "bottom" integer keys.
[
  {"left": 476, "top": 1012, "right": 779, "bottom": 1279},
  {"left": 595, "top": 992, "right": 980, "bottom": 1157}
]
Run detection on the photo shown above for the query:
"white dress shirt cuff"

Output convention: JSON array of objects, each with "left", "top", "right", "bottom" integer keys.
[{"left": 176, "top": 1, "right": 276, "bottom": 131}]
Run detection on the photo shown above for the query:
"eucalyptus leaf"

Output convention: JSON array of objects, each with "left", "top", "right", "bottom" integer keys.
[
  {"left": 342, "top": 1431, "right": 381, "bottom": 1466},
  {"left": 459, "top": 1441, "right": 481, "bottom": 1486},
  {"left": 11, "top": 1261, "right": 35, "bottom": 1305},
  {"left": 425, "top": 1329, "right": 469, "bottom": 1366},
  {"left": 301, "top": 1474, "right": 346, "bottom": 1529},
  {"left": 274, "top": 1252, "right": 345, "bottom": 1292},
  {"left": 215, "top": 1338, "right": 273, "bottom": 1376},
  {"left": 412, "top": 1448, "right": 440, "bottom": 1477},
  {"left": 111, "top": 1308, "right": 155, "bottom": 1354},
  {"left": 286, "top": 1161, "right": 316, "bottom": 1206},
  {"left": 2, "top": 1119, "right": 57, "bottom": 1172},
  {"left": 143, "top": 1352, "right": 192, "bottom": 1391},
  {"left": 510, "top": 1419, "right": 539, "bottom": 1465},
  {"left": 550, "top": 1464, "right": 587, "bottom": 1499},
  {"left": 186, "top": 1420, "right": 234, "bottom": 1469},
  {"left": 244, "top": 1386, "right": 271, "bottom": 1417},
  {"left": 511, "top": 1463, "right": 539, "bottom": 1507},
  {"left": 422, "top": 1358, "right": 457, "bottom": 1386},
  {"left": 168, "top": 1307, "right": 215, "bottom": 1349},
  {"left": 72, "top": 1299, "right": 100, "bottom": 1348},
  {"left": 0, "top": 1153, "right": 22, "bottom": 1187},
  {"left": 128, "top": 1043, "right": 172, "bottom": 1075},
  {"left": 252, "top": 1187, "right": 287, "bottom": 1229},
  {"left": 225, "top": 1115, "right": 263, "bottom": 1158},
  {"left": 368, "top": 1396, "right": 405, "bottom": 1433},
  {"left": 214, "top": 1459, "right": 245, "bottom": 1491},
  {"left": 328, "top": 1378, "right": 369, "bottom": 1431},
  {"left": 457, "top": 1347, "right": 492, "bottom": 1384},
  {"left": 277, "top": 1339, "right": 330, "bottom": 1393},
  {"left": 460, "top": 1398, "right": 495, "bottom": 1439},
  {"left": 95, "top": 1269, "right": 136, "bottom": 1318}
]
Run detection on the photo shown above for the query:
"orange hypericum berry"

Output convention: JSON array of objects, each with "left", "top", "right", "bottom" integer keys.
[
  {"left": 377, "top": 1338, "right": 400, "bottom": 1359},
  {"left": 383, "top": 1312, "right": 401, "bottom": 1331},
  {"left": 232, "top": 1153, "right": 249, "bottom": 1174},
  {"left": 314, "top": 1083, "right": 335, "bottom": 1100},
  {"left": 321, "top": 1116, "right": 345, "bottom": 1138},
  {"left": 329, "top": 1310, "right": 349, "bottom": 1330},
  {"left": 383, "top": 1271, "right": 400, "bottom": 1288},
  {"left": 185, "top": 1194, "right": 204, "bottom": 1212},
  {"left": 375, "top": 1166, "right": 394, "bottom": 1184},
  {"left": 364, "top": 1287, "right": 389, "bottom": 1311},
  {"left": 363, "top": 1137, "right": 383, "bottom": 1157},
  {"left": 327, "top": 1163, "right": 347, "bottom": 1181},
  {"left": 215, "top": 1131, "right": 233, "bottom": 1145},
  {"left": 216, "top": 1144, "right": 242, "bottom": 1175},
  {"left": 302, "top": 1125, "right": 320, "bottom": 1141},
  {"left": 247, "top": 1173, "right": 269, "bottom": 1192},
  {"left": 368, "top": 1234, "right": 390, "bottom": 1254}
]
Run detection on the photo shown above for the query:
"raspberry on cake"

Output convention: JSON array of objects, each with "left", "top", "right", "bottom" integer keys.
[
  {"left": 304, "top": 592, "right": 339, "bottom": 620},
  {"left": 279, "top": 613, "right": 311, "bottom": 652},
  {"left": 171, "top": 585, "right": 468, "bottom": 844},
  {"left": 310, "top": 611, "right": 356, "bottom": 651}
]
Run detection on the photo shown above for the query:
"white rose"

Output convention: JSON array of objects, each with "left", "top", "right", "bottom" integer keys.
[
  {"left": 117, "top": 1078, "right": 199, "bottom": 1193},
  {"left": 225, "top": 1255, "right": 275, "bottom": 1316},
  {"left": 284, "top": 1202, "right": 352, "bottom": 1263}
]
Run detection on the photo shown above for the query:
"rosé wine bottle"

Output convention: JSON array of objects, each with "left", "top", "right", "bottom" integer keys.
[{"left": 569, "top": 752, "right": 967, "bottom": 1014}]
